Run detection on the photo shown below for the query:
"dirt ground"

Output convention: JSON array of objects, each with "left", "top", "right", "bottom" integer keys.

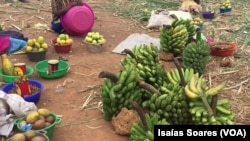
[{"left": 0, "top": 0, "right": 250, "bottom": 141}]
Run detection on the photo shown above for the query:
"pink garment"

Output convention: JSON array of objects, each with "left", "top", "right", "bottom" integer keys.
[{"left": 0, "top": 36, "right": 10, "bottom": 54}]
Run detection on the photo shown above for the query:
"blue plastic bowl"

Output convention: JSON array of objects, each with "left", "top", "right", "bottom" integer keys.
[
  {"left": 220, "top": 8, "right": 232, "bottom": 13},
  {"left": 1, "top": 80, "right": 44, "bottom": 103}
]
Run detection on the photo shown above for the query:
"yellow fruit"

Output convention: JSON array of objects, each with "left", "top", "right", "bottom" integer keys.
[
  {"left": 38, "top": 48, "right": 44, "bottom": 52},
  {"left": 37, "top": 36, "right": 45, "bottom": 44},
  {"left": 25, "top": 111, "right": 40, "bottom": 124},
  {"left": 26, "top": 46, "right": 33, "bottom": 51},
  {"left": 1, "top": 54, "right": 14, "bottom": 76},
  {"left": 65, "top": 38, "right": 73, "bottom": 45},
  {"left": 65, "top": 34, "right": 69, "bottom": 40},
  {"left": 59, "top": 39, "right": 66, "bottom": 45},
  {"left": 56, "top": 37, "right": 61, "bottom": 44},
  {"left": 41, "top": 43, "right": 48, "bottom": 49},
  {"left": 92, "top": 40, "right": 97, "bottom": 44},
  {"left": 27, "top": 39, "right": 34, "bottom": 46},
  {"left": 98, "top": 39, "right": 106, "bottom": 44},
  {"left": 10, "top": 133, "right": 26, "bottom": 141},
  {"left": 37, "top": 108, "right": 50, "bottom": 117},
  {"left": 24, "top": 130, "right": 36, "bottom": 141},
  {"left": 85, "top": 37, "right": 92, "bottom": 43},
  {"left": 59, "top": 34, "right": 66, "bottom": 40},
  {"left": 34, "top": 42, "right": 40, "bottom": 48}
]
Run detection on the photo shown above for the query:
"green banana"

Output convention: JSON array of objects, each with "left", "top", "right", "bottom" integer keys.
[
  {"left": 216, "top": 105, "right": 232, "bottom": 115},
  {"left": 166, "top": 72, "right": 177, "bottom": 85}
]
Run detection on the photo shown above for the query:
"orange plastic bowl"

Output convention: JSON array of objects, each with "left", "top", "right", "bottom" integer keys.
[{"left": 211, "top": 42, "right": 237, "bottom": 57}]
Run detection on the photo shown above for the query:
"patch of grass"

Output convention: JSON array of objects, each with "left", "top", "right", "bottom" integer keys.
[{"left": 103, "top": 0, "right": 180, "bottom": 22}]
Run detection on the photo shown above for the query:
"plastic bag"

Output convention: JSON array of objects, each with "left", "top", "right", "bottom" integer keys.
[
  {"left": 112, "top": 33, "right": 160, "bottom": 54},
  {"left": 146, "top": 9, "right": 192, "bottom": 29},
  {"left": 0, "top": 90, "right": 37, "bottom": 137}
]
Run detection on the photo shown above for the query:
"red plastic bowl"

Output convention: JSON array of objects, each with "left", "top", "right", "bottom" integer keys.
[
  {"left": 60, "top": 3, "right": 95, "bottom": 36},
  {"left": 211, "top": 42, "right": 237, "bottom": 57},
  {"left": 51, "top": 38, "right": 72, "bottom": 54}
]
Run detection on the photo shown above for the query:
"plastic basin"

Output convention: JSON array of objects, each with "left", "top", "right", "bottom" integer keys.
[
  {"left": 211, "top": 42, "right": 237, "bottom": 57},
  {"left": 14, "top": 112, "right": 62, "bottom": 140},
  {"left": 0, "top": 66, "right": 34, "bottom": 83},
  {"left": 60, "top": 3, "right": 95, "bottom": 36},
  {"left": 35, "top": 60, "right": 69, "bottom": 79},
  {"left": 27, "top": 50, "right": 47, "bottom": 62},
  {"left": 1, "top": 79, "right": 43, "bottom": 103}
]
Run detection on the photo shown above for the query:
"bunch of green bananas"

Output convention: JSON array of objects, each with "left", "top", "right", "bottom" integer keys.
[
  {"left": 120, "top": 44, "right": 160, "bottom": 67},
  {"left": 159, "top": 19, "right": 195, "bottom": 56},
  {"left": 189, "top": 98, "right": 235, "bottom": 125},
  {"left": 142, "top": 83, "right": 191, "bottom": 124},
  {"left": 130, "top": 113, "right": 169, "bottom": 141},
  {"left": 120, "top": 45, "right": 167, "bottom": 94},
  {"left": 181, "top": 40, "right": 211, "bottom": 75},
  {"left": 99, "top": 65, "right": 142, "bottom": 121},
  {"left": 166, "top": 68, "right": 197, "bottom": 85}
]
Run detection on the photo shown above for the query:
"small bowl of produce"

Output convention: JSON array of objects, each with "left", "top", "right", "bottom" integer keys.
[
  {"left": 191, "top": 17, "right": 203, "bottom": 30},
  {"left": 210, "top": 42, "right": 237, "bottom": 57},
  {"left": 84, "top": 32, "right": 106, "bottom": 53},
  {"left": 25, "top": 36, "right": 49, "bottom": 62},
  {"left": 51, "top": 33, "right": 73, "bottom": 54},
  {"left": 1, "top": 78, "right": 43, "bottom": 103},
  {"left": 14, "top": 108, "right": 62, "bottom": 140},
  {"left": 220, "top": 0, "right": 232, "bottom": 13}
]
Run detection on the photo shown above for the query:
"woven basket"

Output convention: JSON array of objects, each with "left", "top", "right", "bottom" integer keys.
[{"left": 51, "top": 0, "right": 83, "bottom": 19}]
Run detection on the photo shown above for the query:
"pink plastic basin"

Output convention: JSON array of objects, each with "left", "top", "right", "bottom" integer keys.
[{"left": 60, "top": 3, "right": 95, "bottom": 36}]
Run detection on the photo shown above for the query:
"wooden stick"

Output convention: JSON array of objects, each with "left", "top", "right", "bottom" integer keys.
[{"left": 11, "top": 24, "right": 22, "bottom": 31}]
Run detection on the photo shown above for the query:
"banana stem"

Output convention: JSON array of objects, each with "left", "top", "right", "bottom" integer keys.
[
  {"left": 121, "top": 49, "right": 138, "bottom": 61},
  {"left": 173, "top": 57, "right": 186, "bottom": 87},
  {"left": 200, "top": 93, "right": 214, "bottom": 116},
  {"left": 210, "top": 95, "right": 218, "bottom": 116},
  {"left": 129, "top": 100, "right": 149, "bottom": 131},
  {"left": 137, "top": 80, "right": 161, "bottom": 95},
  {"left": 98, "top": 71, "right": 118, "bottom": 83}
]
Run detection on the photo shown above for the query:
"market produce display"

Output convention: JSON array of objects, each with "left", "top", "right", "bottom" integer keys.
[{"left": 99, "top": 40, "right": 235, "bottom": 139}]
